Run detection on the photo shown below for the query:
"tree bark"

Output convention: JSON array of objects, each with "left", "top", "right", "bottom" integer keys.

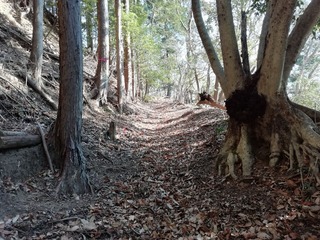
[
  {"left": 92, "top": 0, "right": 110, "bottom": 105},
  {"left": 256, "top": 0, "right": 271, "bottom": 70},
  {"left": 85, "top": 6, "right": 94, "bottom": 53},
  {"left": 123, "top": 0, "right": 132, "bottom": 98},
  {"left": 216, "top": 0, "right": 245, "bottom": 96},
  {"left": 131, "top": 48, "right": 136, "bottom": 98},
  {"left": 258, "top": 0, "right": 296, "bottom": 99},
  {"left": 29, "top": 0, "right": 44, "bottom": 89},
  {"left": 194, "top": 68, "right": 200, "bottom": 94},
  {"left": 282, "top": 0, "right": 320, "bottom": 88},
  {"left": 115, "top": 0, "right": 123, "bottom": 113},
  {"left": 212, "top": 77, "right": 220, "bottom": 102},
  {"left": 191, "top": 0, "right": 225, "bottom": 90},
  {"left": 206, "top": 64, "right": 210, "bottom": 93},
  {"left": 55, "top": 0, "right": 91, "bottom": 195}
]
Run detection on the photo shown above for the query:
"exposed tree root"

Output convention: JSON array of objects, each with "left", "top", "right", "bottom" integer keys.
[
  {"left": 226, "top": 152, "right": 237, "bottom": 179},
  {"left": 52, "top": 153, "right": 91, "bottom": 196},
  {"left": 236, "top": 124, "right": 254, "bottom": 176},
  {"left": 55, "top": 142, "right": 92, "bottom": 195},
  {"left": 217, "top": 99, "right": 320, "bottom": 185},
  {"left": 287, "top": 104, "right": 320, "bottom": 184},
  {"left": 290, "top": 100, "right": 320, "bottom": 126},
  {"left": 269, "top": 131, "right": 280, "bottom": 167},
  {"left": 218, "top": 124, "right": 254, "bottom": 179},
  {"left": 216, "top": 120, "right": 239, "bottom": 178}
]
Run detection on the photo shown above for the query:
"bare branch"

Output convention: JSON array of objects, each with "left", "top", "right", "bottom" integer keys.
[
  {"left": 283, "top": 0, "right": 320, "bottom": 87},
  {"left": 240, "top": 11, "right": 250, "bottom": 78},
  {"left": 258, "top": 0, "right": 296, "bottom": 98},
  {"left": 191, "top": 0, "right": 225, "bottom": 90},
  {"left": 257, "top": 1, "right": 272, "bottom": 70},
  {"left": 216, "top": 0, "right": 244, "bottom": 96}
]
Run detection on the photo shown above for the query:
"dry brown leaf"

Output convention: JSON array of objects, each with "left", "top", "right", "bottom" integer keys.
[
  {"left": 294, "top": 187, "right": 301, "bottom": 196},
  {"left": 276, "top": 204, "right": 285, "bottom": 210},
  {"left": 309, "top": 205, "right": 320, "bottom": 212},
  {"left": 241, "top": 232, "right": 256, "bottom": 239},
  {"left": 289, "top": 232, "right": 299, "bottom": 239},
  {"left": 286, "top": 179, "right": 298, "bottom": 188},
  {"left": 67, "top": 225, "right": 80, "bottom": 232},
  {"left": 257, "top": 231, "right": 272, "bottom": 239}
]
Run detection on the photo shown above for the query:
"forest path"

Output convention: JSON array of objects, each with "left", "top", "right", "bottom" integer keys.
[{"left": 1, "top": 100, "right": 319, "bottom": 239}]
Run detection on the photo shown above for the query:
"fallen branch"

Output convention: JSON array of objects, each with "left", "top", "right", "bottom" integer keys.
[
  {"left": 0, "top": 130, "right": 30, "bottom": 136},
  {"left": 0, "top": 75, "right": 38, "bottom": 111},
  {"left": 18, "top": 71, "right": 58, "bottom": 111},
  {"left": 0, "top": 134, "right": 41, "bottom": 150},
  {"left": 197, "top": 92, "right": 226, "bottom": 110},
  {"left": 0, "top": 115, "right": 5, "bottom": 122},
  {"left": 37, "top": 123, "right": 54, "bottom": 172}
]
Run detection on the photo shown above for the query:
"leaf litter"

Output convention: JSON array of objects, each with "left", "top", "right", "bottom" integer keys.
[
  {"left": 0, "top": 1, "right": 319, "bottom": 237},
  {"left": 1, "top": 100, "right": 320, "bottom": 239}
]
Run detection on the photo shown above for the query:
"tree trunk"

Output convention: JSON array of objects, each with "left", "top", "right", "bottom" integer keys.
[
  {"left": 92, "top": 0, "right": 109, "bottom": 105},
  {"left": 206, "top": 64, "right": 210, "bottom": 93},
  {"left": 54, "top": 0, "right": 91, "bottom": 195},
  {"left": 123, "top": 0, "right": 132, "bottom": 98},
  {"left": 212, "top": 78, "right": 219, "bottom": 102},
  {"left": 166, "top": 83, "right": 173, "bottom": 98},
  {"left": 85, "top": 10, "right": 94, "bottom": 53},
  {"left": 131, "top": 48, "right": 136, "bottom": 99},
  {"left": 115, "top": 0, "right": 123, "bottom": 113},
  {"left": 193, "top": 0, "right": 320, "bottom": 184},
  {"left": 29, "top": 0, "right": 44, "bottom": 89},
  {"left": 14, "top": 0, "right": 31, "bottom": 24},
  {"left": 194, "top": 68, "right": 200, "bottom": 94}
]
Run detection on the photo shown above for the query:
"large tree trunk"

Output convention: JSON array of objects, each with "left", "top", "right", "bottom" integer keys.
[
  {"left": 54, "top": 0, "right": 91, "bottom": 195},
  {"left": 193, "top": 0, "right": 320, "bottom": 183},
  {"left": 219, "top": 95, "right": 320, "bottom": 183}
]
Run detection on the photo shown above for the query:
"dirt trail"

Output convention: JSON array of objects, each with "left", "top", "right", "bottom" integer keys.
[{"left": 1, "top": 100, "right": 319, "bottom": 239}]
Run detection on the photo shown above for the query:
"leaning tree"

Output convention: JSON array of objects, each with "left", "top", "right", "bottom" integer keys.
[{"left": 192, "top": 0, "right": 320, "bottom": 182}]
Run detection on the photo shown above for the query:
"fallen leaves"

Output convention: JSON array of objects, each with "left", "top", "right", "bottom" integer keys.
[{"left": 1, "top": 102, "right": 320, "bottom": 239}]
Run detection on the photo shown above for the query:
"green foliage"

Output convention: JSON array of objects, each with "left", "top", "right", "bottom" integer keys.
[
  {"left": 45, "top": 0, "right": 57, "bottom": 9},
  {"left": 143, "top": 94, "right": 154, "bottom": 103},
  {"left": 122, "top": 4, "right": 147, "bottom": 40},
  {"left": 81, "top": 0, "right": 97, "bottom": 44},
  {"left": 249, "top": 0, "right": 267, "bottom": 15},
  {"left": 82, "top": 0, "right": 96, "bottom": 14},
  {"left": 122, "top": 1, "right": 189, "bottom": 94}
]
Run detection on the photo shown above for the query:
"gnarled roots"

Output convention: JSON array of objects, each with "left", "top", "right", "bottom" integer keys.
[{"left": 216, "top": 104, "right": 320, "bottom": 184}]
